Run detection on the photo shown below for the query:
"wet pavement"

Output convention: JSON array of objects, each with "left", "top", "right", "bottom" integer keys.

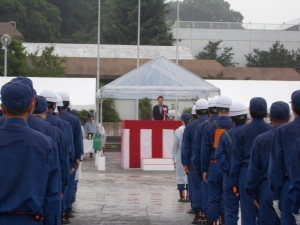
[{"left": 71, "top": 152, "right": 241, "bottom": 225}]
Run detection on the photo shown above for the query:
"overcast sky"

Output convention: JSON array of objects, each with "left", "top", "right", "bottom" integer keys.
[
  {"left": 227, "top": 0, "right": 300, "bottom": 24},
  {"left": 167, "top": 0, "right": 300, "bottom": 24}
]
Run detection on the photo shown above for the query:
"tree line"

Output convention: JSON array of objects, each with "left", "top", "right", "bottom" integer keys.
[
  {"left": 0, "top": 0, "right": 243, "bottom": 44},
  {"left": 196, "top": 40, "right": 300, "bottom": 74}
]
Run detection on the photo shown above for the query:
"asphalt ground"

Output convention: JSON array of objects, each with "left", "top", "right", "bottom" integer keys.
[{"left": 70, "top": 152, "right": 195, "bottom": 225}]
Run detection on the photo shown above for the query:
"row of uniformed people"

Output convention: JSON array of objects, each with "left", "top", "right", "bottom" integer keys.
[
  {"left": 176, "top": 91, "right": 300, "bottom": 225},
  {"left": 0, "top": 77, "right": 83, "bottom": 225}
]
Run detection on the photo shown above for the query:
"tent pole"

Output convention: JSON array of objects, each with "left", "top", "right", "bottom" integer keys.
[
  {"left": 136, "top": 98, "right": 139, "bottom": 120},
  {"left": 175, "top": 98, "right": 178, "bottom": 120},
  {"left": 96, "top": 0, "right": 101, "bottom": 126}
]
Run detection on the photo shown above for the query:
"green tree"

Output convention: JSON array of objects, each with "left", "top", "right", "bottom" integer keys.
[
  {"left": 46, "top": 0, "right": 94, "bottom": 42},
  {"left": 139, "top": 98, "right": 152, "bottom": 120},
  {"left": 100, "top": 0, "right": 173, "bottom": 45},
  {"left": 27, "top": 45, "right": 67, "bottom": 77},
  {"left": 0, "top": 0, "right": 62, "bottom": 42},
  {"left": 166, "top": 0, "right": 243, "bottom": 23},
  {"left": 0, "top": 38, "right": 31, "bottom": 77},
  {"left": 245, "top": 41, "right": 300, "bottom": 73},
  {"left": 196, "top": 40, "right": 238, "bottom": 67},
  {"left": 77, "top": 110, "right": 94, "bottom": 125},
  {"left": 101, "top": 98, "right": 121, "bottom": 123}
]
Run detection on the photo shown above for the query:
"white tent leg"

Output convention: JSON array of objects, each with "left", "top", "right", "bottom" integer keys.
[
  {"left": 136, "top": 98, "right": 139, "bottom": 120},
  {"left": 175, "top": 98, "right": 178, "bottom": 120}
]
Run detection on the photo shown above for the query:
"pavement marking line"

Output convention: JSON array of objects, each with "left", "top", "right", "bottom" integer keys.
[{"left": 100, "top": 215, "right": 125, "bottom": 225}]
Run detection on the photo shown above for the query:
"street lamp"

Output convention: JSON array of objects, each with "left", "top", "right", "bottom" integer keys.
[
  {"left": 176, "top": 0, "right": 179, "bottom": 65},
  {"left": 137, "top": 0, "right": 141, "bottom": 68},
  {"left": 1, "top": 34, "right": 12, "bottom": 77}
]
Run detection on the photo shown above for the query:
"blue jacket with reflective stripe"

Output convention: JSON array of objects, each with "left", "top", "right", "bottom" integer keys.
[
  {"left": 216, "top": 124, "right": 243, "bottom": 174},
  {"left": 201, "top": 116, "right": 233, "bottom": 173}
]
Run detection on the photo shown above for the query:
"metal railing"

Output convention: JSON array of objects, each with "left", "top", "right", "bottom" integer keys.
[{"left": 171, "top": 21, "right": 300, "bottom": 31}]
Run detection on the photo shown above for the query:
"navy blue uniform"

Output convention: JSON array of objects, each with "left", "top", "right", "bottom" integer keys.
[
  {"left": 0, "top": 118, "right": 60, "bottom": 225},
  {"left": 46, "top": 111, "right": 76, "bottom": 215},
  {"left": 231, "top": 119, "right": 271, "bottom": 225},
  {"left": 216, "top": 125, "right": 243, "bottom": 225},
  {"left": 201, "top": 116, "right": 233, "bottom": 222},
  {"left": 58, "top": 109, "right": 83, "bottom": 211},
  {"left": 182, "top": 116, "right": 204, "bottom": 204},
  {"left": 289, "top": 137, "right": 300, "bottom": 215},
  {"left": 188, "top": 115, "right": 208, "bottom": 211},
  {"left": 193, "top": 114, "right": 218, "bottom": 215},
  {"left": 269, "top": 116, "right": 300, "bottom": 225},
  {"left": 246, "top": 127, "right": 279, "bottom": 225}
]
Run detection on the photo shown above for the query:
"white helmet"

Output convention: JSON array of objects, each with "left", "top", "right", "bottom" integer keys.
[
  {"left": 40, "top": 90, "right": 57, "bottom": 103},
  {"left": 57, "top": 91, "right": 70, "bottom": 101},
  {"left": 229, "top": 102, "right": 249, "bottom": 117},
  {"left": 216, "top": 96, "right": 232, "bottom": 108},
  {"left": 191, "top": 105, "right": 196, "bottom": 115},
  {"left": 195, "top": 99, "right": 209, "bottom": 110},
  {"left": 56, "top": 94, "right": 63, "bottom": 107},
  {"left": 208, "top": 96, "right": 219, "bottom": 108}
]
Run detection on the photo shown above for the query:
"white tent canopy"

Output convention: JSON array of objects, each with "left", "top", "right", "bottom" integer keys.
[
  {"left": 96, "top": 56, "right": 220, "bottom": 100},
  {"left": 0, "top": 77, "right": 96, "bottom": 110}
]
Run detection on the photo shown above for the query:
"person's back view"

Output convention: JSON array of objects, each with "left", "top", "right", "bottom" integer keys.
[{"left": 0, "top": 81, "right": 60, "bottom": 225}]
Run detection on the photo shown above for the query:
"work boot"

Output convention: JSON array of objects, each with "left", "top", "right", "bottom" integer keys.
[
  {"left": 187, "top": 209, "right": 196, "bottom": 214},
  {"left": 219, "top": 215, "right": 225, "bottom": 225},
  {"left": 178, "top": 190, "right": 185, "bottom": 202},
  {"left": 191, "top": 211, "right": 202, "bottom": 224},
  {"left": 65, "top": 209, "right": 75, "bottom": 218},
  {"left": 61, "top": 213, "right": 70, "bottom": 224},
  {"left": 202, "top": 215, "right": 209, "bottom": 225}
]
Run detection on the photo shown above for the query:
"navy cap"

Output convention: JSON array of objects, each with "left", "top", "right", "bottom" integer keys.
[
  {"left": 1, "top": 81, "right": 32, "bottom": 109},
  {"left": 270, "top": 101, "right": 290, "bottom": 121},
  {"left": 33, "top": 95, "right": 47, "bottom": 113},
  {"left": 181, "top": 113, "right": 191, "bottom": 121},
  {"left": 291, "top": 90, "right": 300, "bottom": 108},
  {"left": 11, "top": 76, "right": 34, "bottom": 95},
  {"left": 249, "top": 97, "right": 267, "bottom": 112}
]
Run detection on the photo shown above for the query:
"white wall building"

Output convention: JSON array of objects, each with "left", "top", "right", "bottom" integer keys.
[{"left": 171, "top": 21, "right": 300, "bottom": 67}]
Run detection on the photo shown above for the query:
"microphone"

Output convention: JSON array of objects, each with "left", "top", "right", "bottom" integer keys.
[{"left": 166, "top": 113, "right": 172, "bottom": 120}]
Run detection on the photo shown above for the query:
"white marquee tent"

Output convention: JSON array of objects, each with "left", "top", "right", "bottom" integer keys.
[
  {"left": 96, "top": 56, "right": 220, "bottom": 120},
  {"left": 0, "top": 77, "right": 96, "bottom": 110}
]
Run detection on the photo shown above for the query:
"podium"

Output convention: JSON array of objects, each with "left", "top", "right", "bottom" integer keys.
[{"left": 121, "top": 120, "right": 181, "bottom": 169}]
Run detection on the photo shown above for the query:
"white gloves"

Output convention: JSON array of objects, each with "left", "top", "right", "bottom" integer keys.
[
  {"left": 273, "top": 200, "right": 281, "bottom": 219},
  {"left": 293, "top": 213, "right": 300, "bottom": 225}
]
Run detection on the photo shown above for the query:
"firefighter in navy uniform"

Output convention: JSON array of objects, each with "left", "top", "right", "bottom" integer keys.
[
  {"left": 215, "top": 102, "right": 248, "bottom": 225},
  {"left": 201, "top": 96, "right": 233, "bottom": 225},
  {"left": 182, "top": 99, "right": 209, "bottom": 217},
  {"left": 0, "top": 81, "right": 60, "bottom": 224},
  {"left": 269, "top": 90, "right": 300, "bottom": 225},
  {"left": 246, "top": 101, "right": 290, "bottom": 225},
  {"left": 231, "top": 97, "right": 272, "bottom": 225}
]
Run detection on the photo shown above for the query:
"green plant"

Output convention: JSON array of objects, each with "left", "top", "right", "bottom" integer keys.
[
  {"left": 77, "top": 109, "right": 94, "bottom": 125},
  {"left": 101, "top": 98, "right": 121, "bottom": 123},
  {"left": 139, "top": 98, "right": 152, "bottom": 120}
]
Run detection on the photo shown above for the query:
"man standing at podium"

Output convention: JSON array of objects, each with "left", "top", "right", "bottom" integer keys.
[{"left": 153, "top": 96, "right": 169, "bottom": 120}]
